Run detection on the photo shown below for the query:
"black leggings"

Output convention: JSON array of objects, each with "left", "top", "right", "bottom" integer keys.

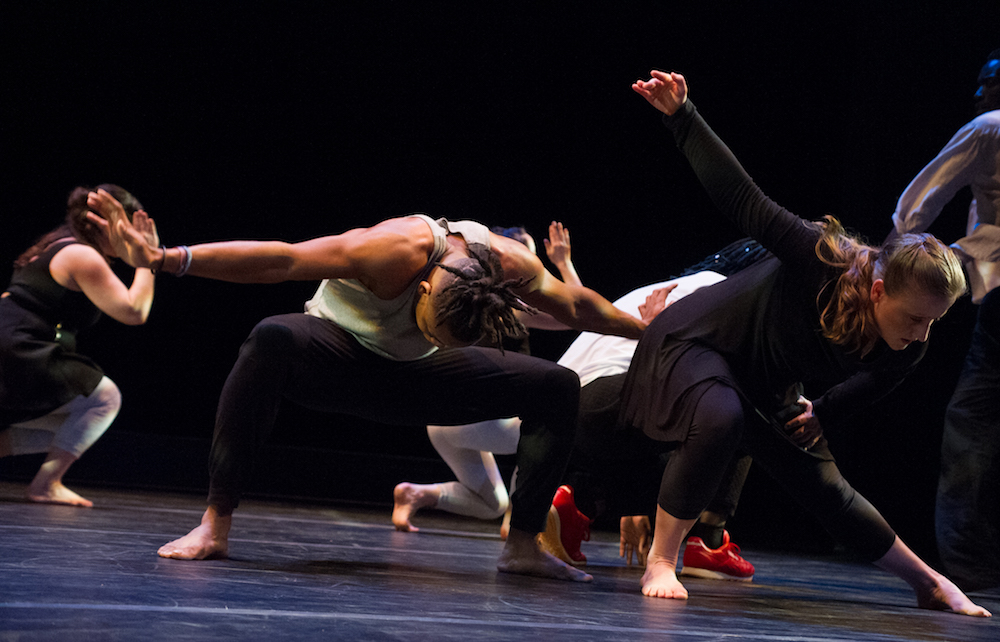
[
  {"left": 566, "top": 374, "right": 751, "bottom": 522},
  {"left": 657, "top": 380, "right": 897, "bottom": 562},
  {"left": 208, "top": 313, "right": 580, "bottom": 534}
]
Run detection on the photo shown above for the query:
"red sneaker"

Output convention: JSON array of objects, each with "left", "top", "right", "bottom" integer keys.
[
  {"left": 680, "top": 530, "right": 754, "bottom": 581},
  {"left": 536, "top": 485, "right": 592, "bottom": 567}
]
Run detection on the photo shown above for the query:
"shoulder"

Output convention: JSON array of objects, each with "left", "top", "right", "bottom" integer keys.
[
  {"left": 367, "top": 216, "right": 436, "bottom": 241},
  {"left": 953, "top": 110, "right": 1000, "bottom": 141},
  {"left": 325, "top": 217, "right": 439, "bottom": 290},
  {"left": 50, "top": 241, "right": 106, "bottom": 267},
  {"left": 970, "top": 109, "right": 1000, "bottom": 128},
  {"left": 489, "top": 233, "right": 544, "bottom": 283},
  {"left": 346, "top": 217, "right": 435, "bottom": 259},
  {"left": 48, "top": 242, "right": 111, "bottom": 291}
]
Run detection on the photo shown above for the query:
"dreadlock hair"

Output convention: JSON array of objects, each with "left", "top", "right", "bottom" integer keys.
[
  {"left": 815, "top": 215, "right": 966, "bottom": 357},
  {"left": 14, "top": 184, "right": 143, "bottom": 269},
  {"left": 433, "top": 242, "right": 537, "bottom": 350}
]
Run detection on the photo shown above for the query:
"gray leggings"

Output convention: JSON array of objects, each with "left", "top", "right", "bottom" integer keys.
[{"left": 5, "top": 376, "right": 120, "bottom": 457}]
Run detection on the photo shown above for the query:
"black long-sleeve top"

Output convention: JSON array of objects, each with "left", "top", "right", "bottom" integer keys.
[{"left": 623, "top": 100, "right": 924, "bottom": 434}]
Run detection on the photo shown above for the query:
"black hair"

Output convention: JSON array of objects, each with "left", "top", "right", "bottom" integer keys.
[{"left": 433, "top": 243, "right": 536, "bottom": 349}]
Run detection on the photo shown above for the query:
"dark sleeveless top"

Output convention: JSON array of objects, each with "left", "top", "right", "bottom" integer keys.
[{"left": 0, "top": 238, "right": 104, "bottom": 425}]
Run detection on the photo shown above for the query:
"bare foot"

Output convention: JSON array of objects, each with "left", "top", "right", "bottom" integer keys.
[
  {"left": 874, "top": 536, "right": 991, "bottom": 617},
  {"left": 641, "top": 555, "right": 688, "bottom": 599},
  {"left": 499, "top": 504, "right": 512, "bottom": 540},
  {"left": 917, "top": 573, "right": 991, "bottom": 617},
  {"left": 496, "top": 528, "right": 592, "bottom": 582},
  {"left": 158, "top": 508, "right": 231, "bottom": 560},
  {"left": 26, "top": 481, "right": 93, "bottom": 507},
  {"left": 392, "top": 482, "right": 440, "bottom": 532}
]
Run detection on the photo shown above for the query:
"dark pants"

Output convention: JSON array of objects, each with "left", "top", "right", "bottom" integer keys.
[
  {"left": 566, "top": 374, "right": 752, "bottom": 523},
  {"left": 937, "top": 287, "right": 1000, "bottom": 590},
  {"left": 208, "top": 313, "right": 580, "bottom": 534},
  {"left": 655, "top": 378, "right": 897, "bottom": 562}
]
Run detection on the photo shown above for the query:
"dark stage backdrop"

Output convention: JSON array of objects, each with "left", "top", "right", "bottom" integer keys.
[{"left": 2, "top": 2, "right": 997, "bottom": 556}]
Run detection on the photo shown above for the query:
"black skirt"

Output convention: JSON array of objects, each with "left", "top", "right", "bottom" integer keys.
[{"left": 618, "top": 336, "right": 739, "bottom": 444}]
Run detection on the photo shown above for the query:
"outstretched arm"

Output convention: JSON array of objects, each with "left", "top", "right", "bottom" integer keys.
[
  {"left": 87, "top": 190, "right": 432, "bottom": 293},
  {"left": 495, "top": 234, "right": 665, "bottom": 339}
]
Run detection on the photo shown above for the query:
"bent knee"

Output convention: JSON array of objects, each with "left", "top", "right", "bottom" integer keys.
[
  {"left": 243, "top": 317, "right": 300, "bottom": 359},
  {"left": 481, "top": 483, "right": 510, "bottom": 518},
  {"left": 489, "top": 494, "right": 510, "bottom": 519},
  {"left": 690, "top": 383, "right": 744, "bottom": 445},
  {"left": 543, "top": 365, "right": 581, "bottom": 410},
  {"left": 92, "top": 377, "right": 123, "bottom": 416}
]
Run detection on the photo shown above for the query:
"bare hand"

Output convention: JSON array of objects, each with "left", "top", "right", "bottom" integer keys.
[
  {"left": 86, "top": 189, "right": 159, "bottom": 268},
  {"left": 620, "top": 515, "right": 651, "bottom": 567},
  {"left": 638, "top": 284, "right": 678, "bottom": 324},
  {"left": 132, "top": 210, "right": 160, "bottom": 249},
  {"left": 631, "top": 70, "right": 688, "bottom": 116},
  {"left": 543, "top": 221, "right": 572, "bottom": 267},
  {"left": 784, "top": 396, "right": 823, "bottom": 450}
]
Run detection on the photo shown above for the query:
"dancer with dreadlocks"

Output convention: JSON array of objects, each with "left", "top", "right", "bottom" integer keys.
[{"left": 87, "top": 191, "right": 667, "bottom": 582}]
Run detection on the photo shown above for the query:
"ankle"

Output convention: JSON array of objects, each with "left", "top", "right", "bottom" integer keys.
[
  {"left": 647, "top": 551, "right": 679, "bottom": 570},
  {"left": 688, "top": 522, "right": 726, "bottom": 549}
]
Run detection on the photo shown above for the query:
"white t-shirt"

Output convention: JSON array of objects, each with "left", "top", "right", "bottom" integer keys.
[{"left": 557, "top": 271, "right": 726, "bottom": 387}]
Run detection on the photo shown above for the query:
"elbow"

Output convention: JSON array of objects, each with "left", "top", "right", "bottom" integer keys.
[
  {"left": 120, "top": 306, "right": 152, "bottom": 326},
  {"left": 121, "top": 313, "right": 149, "bottom": 326}
]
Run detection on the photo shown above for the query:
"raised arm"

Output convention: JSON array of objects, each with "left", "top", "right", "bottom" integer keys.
[
  {"left": 516, "top": 221, "right": 582, "bottom": 331},
  {"left": 49, "top": 244, "right": 156, "bottom": 325},
  {"left": 543, "top": 221, "right": 582, "bottom": 287},
  {"left": 632, "top": 70, "right": 689, "bottom": 116},
  {"left": 632, "top": 70, "right": 822, "bottom": 271},
  {"left": 48, "top": 207, "right": 159, "bottom": 325}
]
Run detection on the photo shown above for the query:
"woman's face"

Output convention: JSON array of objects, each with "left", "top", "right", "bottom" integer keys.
[{"left": 870, "top": 280, "right": 956, "bottom": 350}]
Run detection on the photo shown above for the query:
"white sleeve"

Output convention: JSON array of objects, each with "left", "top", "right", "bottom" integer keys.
[{"left": 892, "top": 119, "right": 989, "bottom": 234}]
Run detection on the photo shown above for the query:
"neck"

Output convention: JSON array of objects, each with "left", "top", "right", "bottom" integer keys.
[{"left": 441, "top": 234, "right": 470, "bottom": 261}]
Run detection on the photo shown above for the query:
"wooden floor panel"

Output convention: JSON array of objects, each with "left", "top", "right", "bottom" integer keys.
[{"left": 1, "top": 484, "right": 997, "bottom": 641}]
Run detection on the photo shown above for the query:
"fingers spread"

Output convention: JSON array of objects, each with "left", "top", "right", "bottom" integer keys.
[{"left": 85, "top": 211, "right": 109, "bottom": 231}]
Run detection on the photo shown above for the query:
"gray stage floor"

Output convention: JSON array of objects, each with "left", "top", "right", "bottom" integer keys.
[{"left": 1, "top": 483, "right": 998, "bottom": 641}]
